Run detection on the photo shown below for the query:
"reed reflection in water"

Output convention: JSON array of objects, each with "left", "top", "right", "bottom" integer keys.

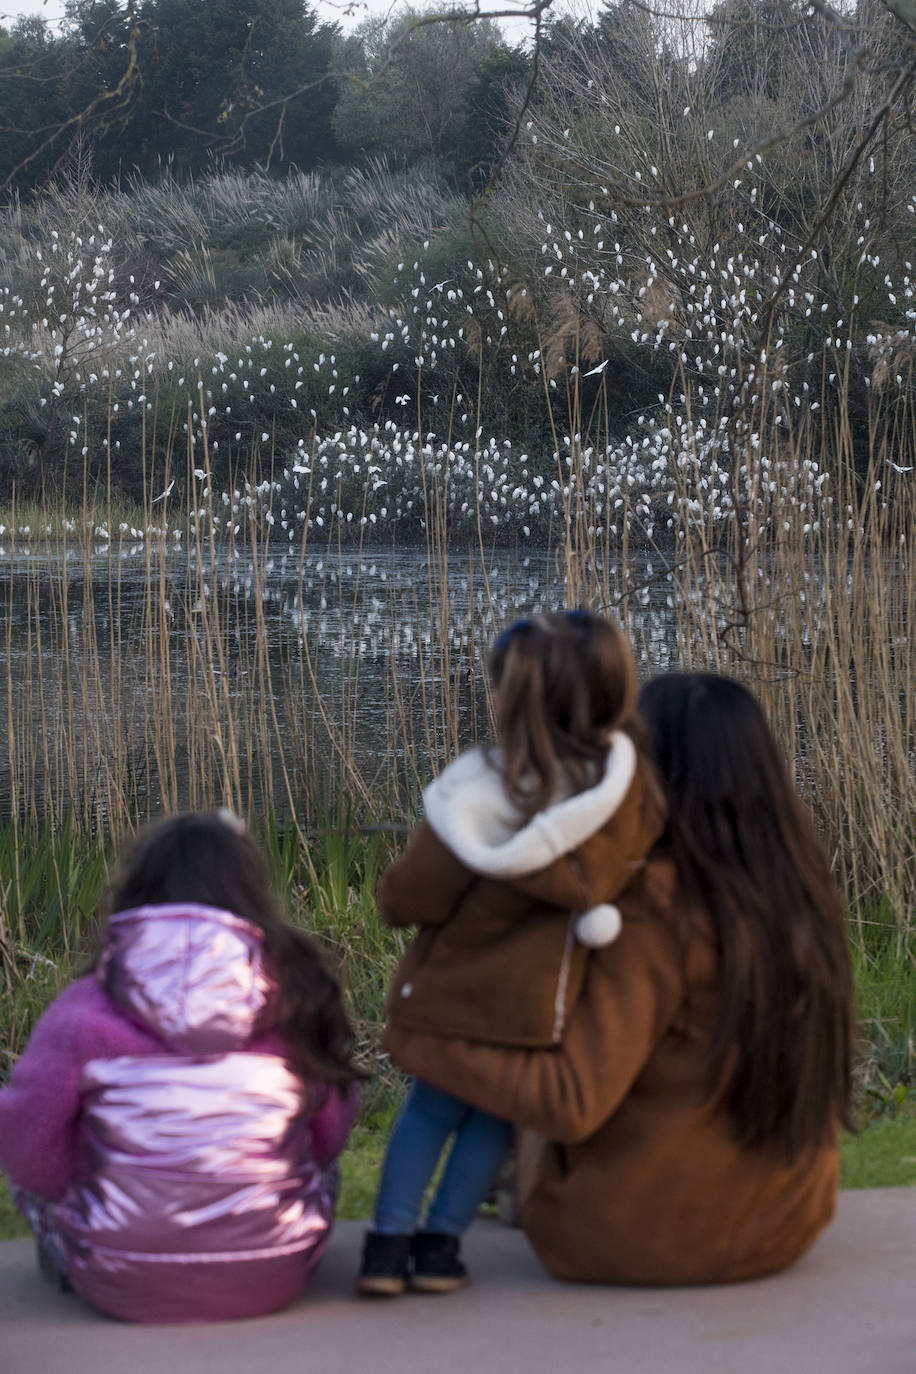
[{"left": 0, "top": 540, "right": 679, "bottom": 831}]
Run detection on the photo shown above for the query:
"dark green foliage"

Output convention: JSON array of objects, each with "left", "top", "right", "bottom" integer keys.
[
  {"left": 125, "top": 0, "right": 341, "bottom": 177},
  {"left": 0, "top": 815, "right": 110, "bottom": 954},
  {"left": 454, "top": 42, "right": 531, "bottom": 190},
  {"left": 331, "top": 9, "right": 507, "bottom": 175},
  {"left": 0, "top": 0, "right": 342, "bottom": 190},
  {"left": 0, "top": 19, "right": 75, "bottom": 189}
]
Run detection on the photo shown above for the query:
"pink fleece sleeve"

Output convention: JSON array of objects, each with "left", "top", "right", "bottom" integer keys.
[
  {"left": 307, "top": 1084, "right": 360, "bottom": 1167},
  {"left": 0, "top": 977, "right": 160, "bottom": 1199}
]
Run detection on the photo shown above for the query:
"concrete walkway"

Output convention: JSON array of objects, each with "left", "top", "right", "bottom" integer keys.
[{"left": 2, "top": 1190, "right": 914, "bottom": 1374}]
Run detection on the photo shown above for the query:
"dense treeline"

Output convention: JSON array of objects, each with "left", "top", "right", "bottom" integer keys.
[{"left": 0, "top": 0, "right": 524, "bottom": 188}]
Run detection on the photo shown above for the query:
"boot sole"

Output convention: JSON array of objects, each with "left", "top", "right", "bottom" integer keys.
[
  {"left": 409, "top": 1274, "right": 469, "bottom": 1294},
  {"left": 357, "top": 1275, "right": 408, "bottom": 1296}
]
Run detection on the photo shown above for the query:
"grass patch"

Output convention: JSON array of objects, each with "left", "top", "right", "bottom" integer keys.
[
  {"left": 0, "top": 1178, "right": 32, "bottom": 1241},
  {"left": 840, "top": 1102, "right": 916, "bottom": 1189},
  {"left": 336, "top": 1102, "right": 399, "bottom": 1222},
  {"left": 851, "top": 927, "right": 916, "bottom": 1092},
  {"left": 0, "top": 951, "right": 73, "bottom": 1079}
]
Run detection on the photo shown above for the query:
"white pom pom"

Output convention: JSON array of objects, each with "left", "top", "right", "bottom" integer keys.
[
  {"left": 216, "top": 807, "right": 247, "bottom": 835},
  {"left": 575, "top": 903, "right": 622, "bottom": 948}
]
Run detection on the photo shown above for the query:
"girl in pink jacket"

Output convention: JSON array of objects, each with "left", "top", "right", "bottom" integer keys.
[{"left": 0, "top": 811, "right": 360, "bottom": 1323}]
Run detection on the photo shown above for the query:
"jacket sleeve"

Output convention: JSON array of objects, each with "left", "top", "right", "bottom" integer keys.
[
  {"left": 0, "top": 983, "right": 91, "bottom": 1199},
  {"left": 384, "top": 909, "right": 686, "bottom": 1145},
  {"left": 307, "top": 1083, "right": 360, "bottom": 1167},
  {"left": 377, "top": 822, "right": 477, "bottom": 928}
]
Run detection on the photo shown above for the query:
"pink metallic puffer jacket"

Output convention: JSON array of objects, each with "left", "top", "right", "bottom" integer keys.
[{"left": 0, "top": 903, "right": 358, "bottom": 1323}]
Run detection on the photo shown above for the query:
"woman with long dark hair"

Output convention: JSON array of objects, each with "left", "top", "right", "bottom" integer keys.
[{"left": 384, "top": 672, "right": 853, "bottom": 1284}]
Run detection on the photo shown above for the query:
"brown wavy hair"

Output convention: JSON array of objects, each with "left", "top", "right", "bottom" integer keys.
[
  {"left": 638, "top": 672, "right": 853, "bottom": 1160},
  {"left": 106, "top": 812, "right": 363, "bottom": 1090},
  {"left": 488, "top": 610, "right": 641, "bottom": 820}
]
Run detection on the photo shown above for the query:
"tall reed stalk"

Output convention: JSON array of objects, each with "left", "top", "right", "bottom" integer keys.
[{"left": 661, "top": 351, "right": 915, "bottom": 950}]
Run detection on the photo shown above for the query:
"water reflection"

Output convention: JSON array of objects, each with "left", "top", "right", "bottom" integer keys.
[{"left": 0, "top": 542, "right": 681, "bottom": 822}]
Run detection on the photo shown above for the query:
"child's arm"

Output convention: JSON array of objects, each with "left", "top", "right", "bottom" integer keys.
[
  {"left": 0, "top": 976, "right": 159, "bottom": 1199},
  {"left": 307, "top": 1083, "right": 360, "bottom": 1167},
  {"left": 377, "top": 822, "right": 476, "bottom": 928},
  {"left": 384, "top": 905, "right": 686, "bottom": 1145},
  {"left": 0, "top": 980, "right": 95, "bottom": 1198}
]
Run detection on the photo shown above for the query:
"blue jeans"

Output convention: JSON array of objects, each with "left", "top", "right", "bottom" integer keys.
[{"left": 373, "top": 1080, "right": 514, "bottom": 1237}]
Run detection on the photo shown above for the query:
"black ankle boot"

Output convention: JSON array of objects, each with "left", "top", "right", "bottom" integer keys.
[
  {"left": 357, "top": 1231, "right": 412, "bottom": 1296},
  {"left": 36, "top": 1240, "right": 73, "bottom": 1294},
  {"left": 410, "top": 1232, "right": 468, "bottom": 1293}
]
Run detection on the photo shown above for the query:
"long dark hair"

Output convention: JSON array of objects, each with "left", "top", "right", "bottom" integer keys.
[
  {"left": 489, "top": 610, "right": 641, "bottom": 819},
  {"left": 638, "top": 673, "right": 853, "bottom": 1160},
  {"left": 106, "top": 812, "right": 362, "bottom": 1089}
]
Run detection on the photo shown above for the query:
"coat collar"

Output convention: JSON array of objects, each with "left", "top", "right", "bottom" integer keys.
[{"left": 423, "top": 731, "right": 637, "bottom": 879}]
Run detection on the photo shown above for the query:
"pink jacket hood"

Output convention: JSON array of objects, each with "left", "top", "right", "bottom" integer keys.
[{"left": 98, "top": 902, "right": 277, "bottom": 1053}]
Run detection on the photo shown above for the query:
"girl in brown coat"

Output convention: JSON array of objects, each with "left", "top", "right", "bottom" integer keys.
[
  {"left": 358, "top": 612, "right": 666, "bottom": 1295},
  {"left": 385, "top": 673, "right": 854, "bottom": 1285}
]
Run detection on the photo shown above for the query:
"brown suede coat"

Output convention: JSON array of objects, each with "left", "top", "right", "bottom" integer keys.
[
  {"left": 379, "top": 762, "right": 665, "bottom": 1049},
  {"left": 384, "top": 857, "right": 839, "bottom": 1286}
]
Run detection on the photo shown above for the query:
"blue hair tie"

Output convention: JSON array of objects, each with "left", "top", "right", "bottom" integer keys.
[
  {"left": 565, "top": 608, "right": 591, "bottom": 624},
  {"left": 494, "top": 618, "right": 533, "bottom": 650}
]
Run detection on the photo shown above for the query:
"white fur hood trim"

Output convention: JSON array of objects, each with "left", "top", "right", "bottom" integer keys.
[{"left": 423, "top": 731, "right": 637, "bottom": 879}]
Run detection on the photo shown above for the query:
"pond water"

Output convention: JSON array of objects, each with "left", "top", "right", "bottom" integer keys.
[{"left": 0, "top": 540, "right": 683, "bottom": 823}]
